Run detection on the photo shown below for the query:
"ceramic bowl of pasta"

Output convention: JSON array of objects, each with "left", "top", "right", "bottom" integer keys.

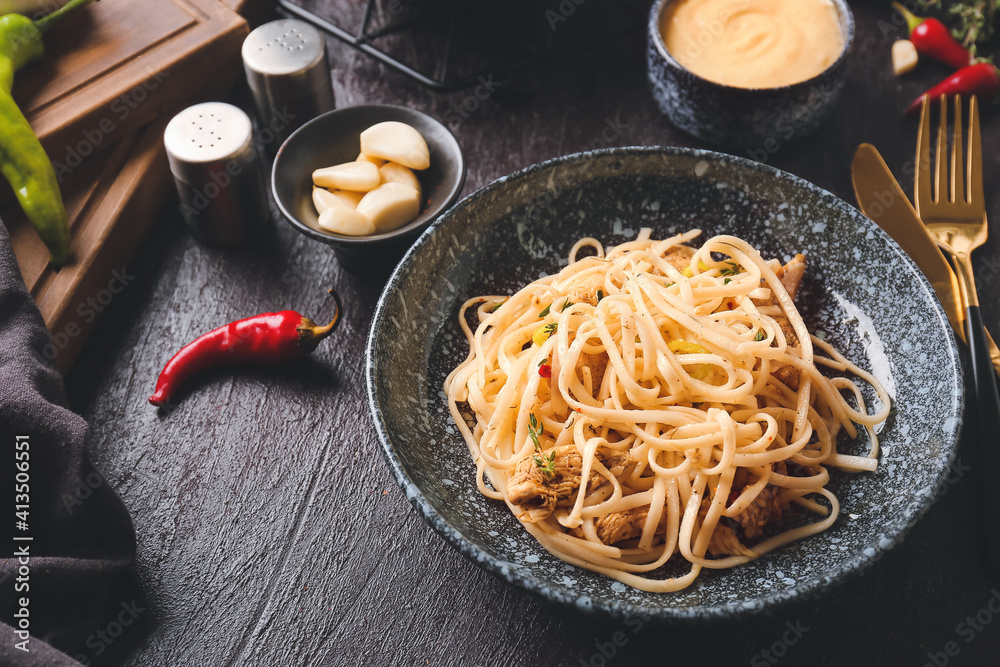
[{"left": 366, "top": 146, "right": 963, "bottom": 620}]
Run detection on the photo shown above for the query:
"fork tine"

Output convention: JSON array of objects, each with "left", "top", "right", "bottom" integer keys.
[
  {"left": 952, "top": 96, "right": 964, "bottom": 204},
  {"left": 969, "top": 95, "right": 985, "bottom": 212},
  {"left": 936, "top": 94, "right": 948, "bottom": 204},
  {"left": 916, "top": 97, "right": 933, "bottom": 212}
]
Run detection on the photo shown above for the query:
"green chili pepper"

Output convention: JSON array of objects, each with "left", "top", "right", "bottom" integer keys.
[{"left": 0, "top": 0, "right": 97, "bottom": 266}]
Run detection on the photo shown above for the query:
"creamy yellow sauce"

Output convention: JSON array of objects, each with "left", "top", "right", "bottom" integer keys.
[{"left": 660, "top": 0, "right": 845, "bottom": 89}]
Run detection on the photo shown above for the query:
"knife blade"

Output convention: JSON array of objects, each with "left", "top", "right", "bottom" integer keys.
[{"left": 851, "top": 143, "right": 966, "bottom": 341}]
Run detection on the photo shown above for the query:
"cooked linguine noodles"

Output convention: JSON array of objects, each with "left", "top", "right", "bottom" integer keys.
[{"left": 444, "top": 229, "right": 890, "bottom": 592}]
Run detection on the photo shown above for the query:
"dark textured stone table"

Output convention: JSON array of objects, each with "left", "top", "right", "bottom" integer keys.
[{"left": 64, "top": 1, "right": 1000, "bottom": 665}]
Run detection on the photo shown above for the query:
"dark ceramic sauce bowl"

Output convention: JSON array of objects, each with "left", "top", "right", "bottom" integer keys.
[
  {"left": 367, "top": 146, "right": 962, "bottom": 622},
  {"left": 647, "top": 0, "right": 855, "bottom": 148},
  {"left": 272, "top": 104, "right": 466, "bottom": 274}
]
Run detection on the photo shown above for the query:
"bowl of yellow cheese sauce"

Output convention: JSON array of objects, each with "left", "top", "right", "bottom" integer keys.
[{"left": 647, "top": 0, "right": 853, "bottom": 147}]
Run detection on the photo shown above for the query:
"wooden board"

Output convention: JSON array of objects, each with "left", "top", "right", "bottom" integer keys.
[
  {"left": 6, "top": 119, "right": 175, "bottom": 374},
  {"left": 14, "top": 0, "right": 249, "bottom": 163},
  {"left": 9, "top": 0, "right": 249, "bottom": 292},
  {"left": 6, "top": 0, "right": 254, "bottom": 373}
]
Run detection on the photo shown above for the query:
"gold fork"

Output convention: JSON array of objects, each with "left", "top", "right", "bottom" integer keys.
[
  {"left": 915, "top": 95, "right": 989, "bottom": 324},
  {"left": 915, "top": 94, "right": 1000, "bottom": 569},
  {"left": 915, "top": 96, "right": 1000, "bottom": 377}
]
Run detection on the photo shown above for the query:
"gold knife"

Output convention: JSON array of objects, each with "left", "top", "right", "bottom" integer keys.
[{"left": 851, "top": 143, "right": 1000, "bottom": 376}]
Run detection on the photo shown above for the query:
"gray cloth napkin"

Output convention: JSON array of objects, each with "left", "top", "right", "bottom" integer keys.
[{"left": 0, "top": 221, "right": 144, "bottom": 666}]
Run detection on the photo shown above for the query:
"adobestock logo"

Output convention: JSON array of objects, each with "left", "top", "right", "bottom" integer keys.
[
  {"left": 546, "top": 0, "right": 588, "bottom": 31},
  {"left": 74, "top": 599, "right": 145, "bottom": 665},
  {"left": 442, "top": 75, "right": 502, "bottom": 126},
  {"left": 37, "top": 266, "right": 136, "bottom": 363},
  {"left": 577, "top": 615, "right": 646, "bottom": 666},
  {"left": 53, "top": 70, "right": 171, "bottom": 182},
  {"left": 682, "top": 0, "right": 750, "bottom": 60},
  {"left": 923, "top": 588, "right": 1000, "bottom": 667},
  {"left": 749, "top": 619, "right": 809, "bottom": 666}
]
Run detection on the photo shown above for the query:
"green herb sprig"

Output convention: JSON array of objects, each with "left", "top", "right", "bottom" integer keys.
[
  {"left": 919, "top": 0, "right": 1000, "bottom": 51},
  {"left": 528, "top": 414, "right": 555, "bottom": 478},
  {"left": 533, "top": 450, "right": 556, "bottom": 477},
  {"left": 719, "top": 261, "right": 742, "bottom": 277},
  {"left": 528, "top": 413, "right": 543, "bottom": 448}
]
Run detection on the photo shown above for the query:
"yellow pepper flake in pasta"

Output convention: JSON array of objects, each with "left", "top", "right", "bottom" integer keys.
[
  {"left": 682, "top": 261, "right": 710, "bottom": 278},
  {"left": 532, "top": 322, "right": 557, "bottom": 346},
  {"left": 668, "top": 340, "right": 711, "bottom": 379},
  {"left": 691, "top": 366, "right": 711, "bottom": 380},
  {"left": 668, "top": 340, "right": 708, "bottom": 355}
]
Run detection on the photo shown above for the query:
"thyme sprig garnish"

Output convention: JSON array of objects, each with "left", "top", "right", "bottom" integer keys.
[
  {"left": 528, "top": 413, "right": 555, "bottom": 478},
  {"left": 918, "top": 0, "right": 1000, "bottom": 51},
  {"left": 528, "top": 413, "right": 543, "bottom": 448},
  {"left": 488, "top": 298, "right": 507, "bottom": 313},
  {"left": 533, "top": 450, "right": 556, "bottom": 477}
]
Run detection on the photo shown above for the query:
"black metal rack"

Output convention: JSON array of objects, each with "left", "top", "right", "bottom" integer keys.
[{"left": 277, "top": 0, "right": 647, "bottom": 92}]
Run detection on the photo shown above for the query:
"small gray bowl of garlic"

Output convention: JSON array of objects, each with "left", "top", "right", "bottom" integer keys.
[{"left": 272, "top": 104, "right": 466, "bottom": 274}]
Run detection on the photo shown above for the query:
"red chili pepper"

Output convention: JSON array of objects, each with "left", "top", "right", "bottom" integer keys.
[
  {"left": 148, "top": 292, "right": 342, "bottom": 407},
  {"left": 894, "top": 3, "right": 972, "bottom": 70},
  {"left": 906, "top": 63, "right": 1000, "bottom": 114},
  {"left": 538, "top": 363, "right": 552, "bottom": 378}
]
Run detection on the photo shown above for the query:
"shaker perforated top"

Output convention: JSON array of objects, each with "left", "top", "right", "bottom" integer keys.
[
  {"left": 163, "top": 102, "right": 253, "bottom": 169},
  {"left": 241, "top": 19, "right": 327, "bottom": 76}
]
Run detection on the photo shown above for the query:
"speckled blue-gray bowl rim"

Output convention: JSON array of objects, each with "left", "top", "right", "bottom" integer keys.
[
  {"left": 647, "top": 0, "right": 855, "bottom": 95},
  {"left": 365, "top": 146, "right": 964, "bottom": 623}
]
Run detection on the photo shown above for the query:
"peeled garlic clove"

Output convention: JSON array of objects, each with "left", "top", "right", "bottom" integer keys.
[
  {"left": 331, "top": 189, "right": 363, "bottom": 208},
  {"left": 359, "top": 121, "right": 430, "bottom": 171},
  {"left": 313, "top": 188, "right": 365, "bottom": 214},
  {"left": 378, "top": 162, "right": 422, "bottom": 200},
  {"left": 317, "top": 205, "right": 375, "bottom": 236},
  {"left": 313, "top": 187, "right": 338, "bottom": 214},
  {"left": 356, "top": 182, "right": 421, "bottom": 233},
  {"left": 312, "top": 161, "right": 380, "bottom": 191},
  {"left": 892, "top": 40, "right": 918, "bottom": 76},
  {"left": 357, "top": 152, "right": 385, "bottom": 167}
]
